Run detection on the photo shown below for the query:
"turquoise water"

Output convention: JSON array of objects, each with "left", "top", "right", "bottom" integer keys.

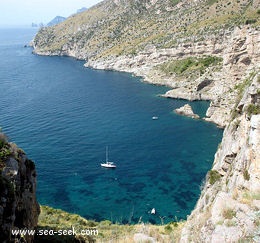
[{"left": 0, "top": 28, "right": 223, "bottom": 224}]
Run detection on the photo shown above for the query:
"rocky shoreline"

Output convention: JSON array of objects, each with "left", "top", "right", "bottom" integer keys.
[
  {"left": 33, "top": 25, "right": 260, "bottom": 128},
  {"left": 81, "top": 26, "right": 260, "bottom": 128}
]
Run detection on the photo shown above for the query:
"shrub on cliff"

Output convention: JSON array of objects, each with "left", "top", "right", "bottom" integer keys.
[
  {"left": 246, "top": 104, "right": 260, "bottom": 116},
  {"left": 245, "top": 19, "right": 257, "bottom": 25},
  {"left": 158, "top": 56, "right": 222, "bottom": 76},
  {"left": 0, "top": 133, "right": 8, "bottom": 149},
  {"left": 208, "top": 170, "right": 221, "bottom": 185}
]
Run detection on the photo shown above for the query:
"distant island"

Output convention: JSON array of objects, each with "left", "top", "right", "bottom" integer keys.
[
  {"left": 47, "top": 16, "right": 66, "bottom": 27},
  {"left": 77, "top": 7, "right": 88, "bottom": 13},
  {"left": 31, "top": 6, "right": 87, "bottom": 28}
]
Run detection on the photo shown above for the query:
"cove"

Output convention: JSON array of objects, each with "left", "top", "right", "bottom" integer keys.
[{"left": 0, "top": 28, "right": 223, "bottom": 224}]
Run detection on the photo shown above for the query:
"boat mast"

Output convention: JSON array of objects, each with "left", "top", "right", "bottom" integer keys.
[{"left": 106, "top": 146, "right": 108, "bottom": 163}]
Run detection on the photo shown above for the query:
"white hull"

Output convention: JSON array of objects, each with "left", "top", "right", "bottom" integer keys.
[
  {"left": 100, "top": 162, "right": 116, "bottom": 168},
  {"left": 100, "top": 146, "right": 117, "bottom": 168}
]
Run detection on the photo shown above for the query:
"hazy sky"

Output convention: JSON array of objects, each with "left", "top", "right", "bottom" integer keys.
[{"left": 0, "top": 0, "right": 103, "bottom": 27}]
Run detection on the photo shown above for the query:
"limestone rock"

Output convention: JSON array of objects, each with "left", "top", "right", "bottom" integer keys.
[
  {"left": 134, "top": 233, "right": 156, "bottom": 243},
  {"left": 174, "top": 104, "right": 200, "bottom": 119},
  {"left": 180, "top": 74, "right": 260, "bottom": 242},
  {"left": 0, "top": 140, "right": 40, "bottom": 243}
]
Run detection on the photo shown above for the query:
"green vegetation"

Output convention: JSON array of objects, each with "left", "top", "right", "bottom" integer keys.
[
  {"left": 206, "top": 0, "right": 219, "bottom": 6},
  {"left": 170, "top": 0, "right": 181, "bottom": 6},
  {"left": 33, "top": 0, "right": 260, "bottom": 60},
  {"left": 231, "top": 72, "right": 257, "bottom": 120},
  {"left": 208, "top": 170, "right": 221, "bottom": 185},
  {"left": 36, "top": 206, "right": 97, "bottom": 242},
  {"left": 0, "top": 133, "right": 8, "bottom": 149},
  {"left": 234, "top": 76, "right": 252, "bottom": 96},
  {"left": 246, "top": 104, "right": 260, "bottom": 116},
  {"left": 245, "top": 19, "right": 257, "bottom": 25},
  {"left": 164, "top": 220, "right": 179, "bottom": 234},
  {"left": 0, "top": 140, "right": 14, "bottom": 220},
  {"left": 164, "top": 224, "right": 173, "bottom": 233},
  {"left": 243, "top": 169, "right": 250, "bottom": 181},
  {"left": 0, "top": 147, "right": 11, "bottom": 160},
  {"left": 222, "top": 208, "right": 236, "bottom": 219},
  {"left": 37, "top": 205, "right": 185, "bottom": 242},
  {"left": 225, "top": 219, "right": 236, "bottom": 227},
  {"left": 242, "top": 191, "right": 260, "bottom": 203},
  {"left": 158, "top": 56, "right": 222, "bottom": 76},
  {"left": 0, "top": 134, "right": 11, "bottom": 170}
]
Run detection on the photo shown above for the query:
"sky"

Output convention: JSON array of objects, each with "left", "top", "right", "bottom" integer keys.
[{"left": 0, "top": 0, "right": 103, "bottom": 27}]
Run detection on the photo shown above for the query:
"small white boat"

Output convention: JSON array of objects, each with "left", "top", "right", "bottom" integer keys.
[
  {"left": 100, "top": 146, "right": 116, "bottom": 168},
  {"left": 151, "top": 208, "right": 156, "bottom": 214},
  {"left": 101, "top": 162, "right": 116, "bottom": 168},
  {"left": 152, "top": 116, "right": 158, "bottom": 120}
]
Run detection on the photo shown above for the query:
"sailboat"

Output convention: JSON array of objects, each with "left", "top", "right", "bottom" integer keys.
[{"left": 100, "top": 146, "right": 116, "bottom": 168}]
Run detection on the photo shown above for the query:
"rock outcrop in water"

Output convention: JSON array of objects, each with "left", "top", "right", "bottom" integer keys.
[
  {"left": 0, "top": 133, "right": 40, "bottom": 243},
  {"left": 174, "top": 104, "right": 199, "bottom": 119},
  {"left": 32, "top": 0, "right": 260, "bottom": 241}
]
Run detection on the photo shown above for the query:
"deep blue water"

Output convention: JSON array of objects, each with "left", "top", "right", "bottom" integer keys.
[{"left": 0, "top": 28, "right": 223, "bottom": 224}]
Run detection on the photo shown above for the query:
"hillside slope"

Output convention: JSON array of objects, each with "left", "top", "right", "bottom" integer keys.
[{"left": 33, "top": 0, "right": 259, "bottom": 60}]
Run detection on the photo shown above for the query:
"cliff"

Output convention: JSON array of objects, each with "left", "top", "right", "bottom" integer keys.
[
  {"left": 33, "top": 0, "right": 260, "bottom": 61},
  {"left": 0, "top": 133, "right": 40, "bottom": 243},
  {"left": 32, "top": 0, "right": 260, "bottom": 242},
  {"left": 33, "top": 0, "right": 260, "bottom": 128},
  {"left": 85, "top": 26, "right": 259, "bottom": 128},
  {"left": 181, "top": 74, "right": 260, "bottom": 242}
]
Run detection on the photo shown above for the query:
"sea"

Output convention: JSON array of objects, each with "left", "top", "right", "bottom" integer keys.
[{"left": 0, "top": 27, "right": 223, "bottom": 224}]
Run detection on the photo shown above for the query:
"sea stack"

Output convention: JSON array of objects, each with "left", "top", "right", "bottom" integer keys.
[{"left": 174, "top": 104, "right": 200, "bottom": 119}]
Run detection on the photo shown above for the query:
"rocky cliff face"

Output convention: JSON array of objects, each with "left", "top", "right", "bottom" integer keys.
[
  {"left": 33, "top": 0, "right": 260, "bottom": 128},
  {"left": 33, "top": 0, "right": 260, "bottom": 61},
  {"left": 85, "top": 26, "right": 260, "bottom": 128},
  {"left": 181, "top": 74, "right": 260, "bottom": 242},
  {"left": 0, "top": 134, "right": 40, "bottom": 243}
]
